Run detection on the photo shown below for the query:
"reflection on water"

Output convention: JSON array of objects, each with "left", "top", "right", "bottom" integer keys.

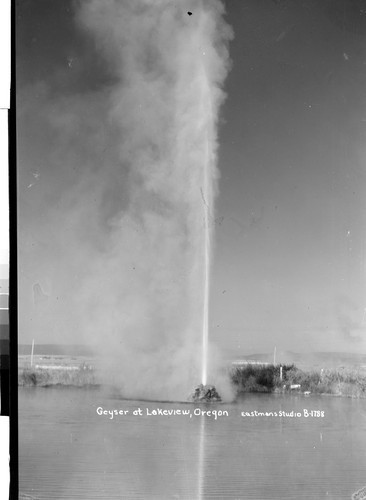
[
  {"left": 19, "top": 387, "right": 366, "bottom": 499},
  {"left": 198, "top": 415, "right": 205, "bottom": 500}
]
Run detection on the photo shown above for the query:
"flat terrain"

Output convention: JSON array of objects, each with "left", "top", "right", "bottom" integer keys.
[{"left": 18, "top": 354, "right": 95, "bottom": 371}]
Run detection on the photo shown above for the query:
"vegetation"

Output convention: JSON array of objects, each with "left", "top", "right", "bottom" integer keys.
[
  {"left": 230, "top": 364, "right": 366, "bottom": 398},
  {"left": 231, "top": 364, "right": 292, "bottom": 393},
  {"left": 18, "top": 359, "right": 366, "bottom": 398},
  {"left": 18, "top": 364, "right": 97, "bottom": 387}
]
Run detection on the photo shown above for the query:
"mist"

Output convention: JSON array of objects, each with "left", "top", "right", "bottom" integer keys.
[{"left": 18, "top": 0, "right": 233, "bottom": 400}]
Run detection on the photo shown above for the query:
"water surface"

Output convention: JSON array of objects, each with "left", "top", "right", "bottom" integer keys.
[{"left": 19, "top": 387, "right": 366, "bottom": 499}]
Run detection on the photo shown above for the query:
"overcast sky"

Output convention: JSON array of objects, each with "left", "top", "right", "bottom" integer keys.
[{"left": 17, "top": 0, "right": 366, "bottom": 355}]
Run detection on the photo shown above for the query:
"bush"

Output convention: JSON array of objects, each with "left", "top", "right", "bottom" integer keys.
[
  {"left": 231, "top": 364, "right": 277, "bottom": 393},
  {"left": 19, "top": 369, "right": 37, "bottom": 386}
]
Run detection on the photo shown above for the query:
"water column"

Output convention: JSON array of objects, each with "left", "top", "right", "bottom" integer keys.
[{"left": 199, "top": 45, "right": 214, "bottom": 388}]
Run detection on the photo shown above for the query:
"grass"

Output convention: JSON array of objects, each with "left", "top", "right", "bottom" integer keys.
[
  {"left": 18, "top": 364, "right": 97, "bottom": 387},
  {"left": 230, "top": 364, "right": 366, "bottom": 398}
]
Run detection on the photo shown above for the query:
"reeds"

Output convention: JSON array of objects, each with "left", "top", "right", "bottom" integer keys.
[
  {"left": 18, "top": 364, "right": 97, "bottom": 387},
  {"left": 230, "top": 364, "right": 366, "bottom": 397}
]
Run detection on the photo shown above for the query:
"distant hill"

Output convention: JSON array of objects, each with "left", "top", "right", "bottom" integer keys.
[{"left": 18, "top": 344, "right": 95, "bottom": 356}]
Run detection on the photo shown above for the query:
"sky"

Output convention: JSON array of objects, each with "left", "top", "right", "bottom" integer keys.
[{"left": 16, "top": 0, "right": 366, "bottom": 358}]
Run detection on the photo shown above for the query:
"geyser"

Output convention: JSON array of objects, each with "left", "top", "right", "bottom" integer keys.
[{"left": 72, "top": 0, "right": 233, "bottom": 401}]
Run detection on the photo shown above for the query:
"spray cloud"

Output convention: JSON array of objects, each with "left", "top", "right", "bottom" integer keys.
[{"left": 67, "top": 0, "right": 231, "bottom": 400}]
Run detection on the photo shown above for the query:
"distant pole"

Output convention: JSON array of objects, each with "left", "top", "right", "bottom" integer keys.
[
  {"left": 280, "top": 365, "right": 283, "bottom": 381},
  {"left": 273, "top": 346, "right": 276, "bottom": 366},
  {"left": 30, "top": 339, "right": 35, "bottom": 368}
]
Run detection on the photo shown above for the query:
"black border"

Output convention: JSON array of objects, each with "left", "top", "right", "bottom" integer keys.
[{"left": 9, "top": 0, "right": 18, "bottom": 497}]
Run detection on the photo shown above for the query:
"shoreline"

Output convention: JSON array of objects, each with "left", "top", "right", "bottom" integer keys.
[{"left": 17, "top": 362, "right": 366, "bottom": 399}]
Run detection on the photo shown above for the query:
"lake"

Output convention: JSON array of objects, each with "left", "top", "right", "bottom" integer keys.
[{"left": 19, "top": 387, "right": 366, "bottom": 499}]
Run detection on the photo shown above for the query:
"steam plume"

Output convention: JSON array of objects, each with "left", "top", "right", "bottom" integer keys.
[
  {"left": 30, "top": 0, "right": 232, "bottom": 400},
  {"left": 74, "top": 0, "right": 233, "bottom": 399}
]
